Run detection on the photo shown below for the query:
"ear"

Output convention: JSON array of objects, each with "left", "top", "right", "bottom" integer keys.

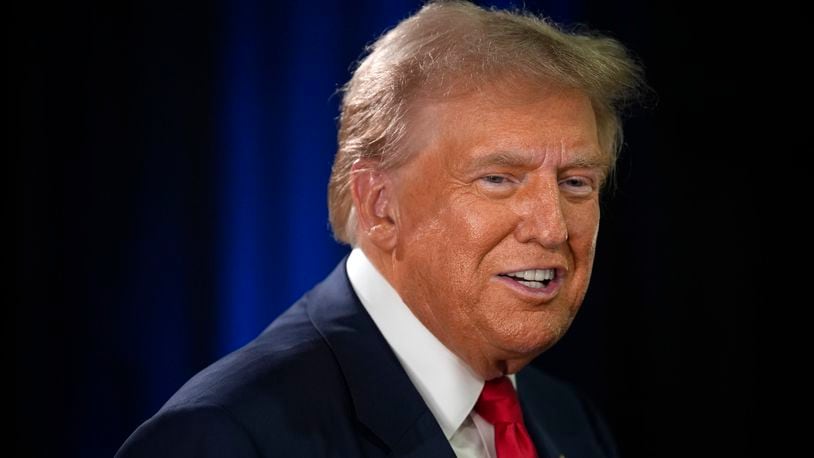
[{"left": 350, "top": 160, "right": 398, "bottom": 251}]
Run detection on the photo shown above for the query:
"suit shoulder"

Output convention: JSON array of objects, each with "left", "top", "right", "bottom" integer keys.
[
  {"left": 116, "top": 403, "right": 259, "bottom": 457},
  {"left": 160, "top": 301, "right": 350, "bottom": 426},
  {"left": 120, "top": 287, "right": 367, "bottom": 456}
]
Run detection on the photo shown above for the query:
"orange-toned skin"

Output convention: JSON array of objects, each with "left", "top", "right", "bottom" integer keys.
[{"left": 352, "top": 82, "right": 607, "bottom": 380}]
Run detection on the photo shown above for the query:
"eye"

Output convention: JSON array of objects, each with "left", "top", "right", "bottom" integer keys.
[
  {"left": 482, "top": 175, "right": 508, "bottom": 185},
  {"left": 476, "top": 174, "right": 518, "bottom": 197},
  {"left": 559, "top": 176, "right": 595, "bottom": 196}
]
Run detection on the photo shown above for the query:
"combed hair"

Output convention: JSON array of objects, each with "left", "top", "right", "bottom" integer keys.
[{"left": 328, "top": 0, "right": 646, "bottom": 245}]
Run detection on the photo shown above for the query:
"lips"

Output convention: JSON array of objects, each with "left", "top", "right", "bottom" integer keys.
[
  {"left": 499, "top": 268, "right": 555, "bottom": 288},
  {"left": 496, "top": 266, "right": 564, "bottom": 300}
]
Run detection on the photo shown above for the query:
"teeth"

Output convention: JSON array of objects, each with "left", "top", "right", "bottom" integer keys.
[
  {"left": 518, "top": 280, "right": 545, "bottom": 289},
  {"left": 508, "top": 269, "right": 554, "bottom": 282}
]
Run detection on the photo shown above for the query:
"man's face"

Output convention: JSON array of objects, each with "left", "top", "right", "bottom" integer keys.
[{"left": 387, "top": 82, "right": 605, "bottom": 378}]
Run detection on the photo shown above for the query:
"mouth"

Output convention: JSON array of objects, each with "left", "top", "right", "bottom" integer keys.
[
  {"left": 496, "top": 267, "right": 563, "bottom": 299},
  {"left": 499, "top": 268, "right": 555, "bottom": 288}
]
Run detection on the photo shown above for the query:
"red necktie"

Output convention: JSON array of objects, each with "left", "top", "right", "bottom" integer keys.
[{"left": 474, "top": 376, "right": 538, "bottom": 458}]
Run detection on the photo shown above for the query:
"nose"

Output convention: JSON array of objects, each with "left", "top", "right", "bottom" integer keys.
[{"left": 513, "top": 181, "right": 569, "bottom": 249}]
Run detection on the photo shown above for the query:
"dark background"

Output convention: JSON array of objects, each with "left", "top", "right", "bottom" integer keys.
[{"left": 13, "top": 0, "right": 760, "bottom": 456}]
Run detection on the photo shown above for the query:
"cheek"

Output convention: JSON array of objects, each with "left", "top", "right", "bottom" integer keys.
[
  {"left": 565, "top": 201, "right": 600, "bottom": 249},
  {"left": 398, "top": 197, "right": 518, "bottom": 313},
  {"left": 565, "top": 203, "right": 600, "bottom": 307},
  {"left": 401, "top": 192, "right": 518, "bottom": 262},
  {"left": 421, "top": 201, "right": 512, "bottom": 288},
  {"left": 445, "top": 194, "right": 520, "bottom": 248}
]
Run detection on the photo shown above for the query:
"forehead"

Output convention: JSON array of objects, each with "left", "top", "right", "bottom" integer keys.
[{"left": 404, "top": 82, "right": 606, "bottom": 169}]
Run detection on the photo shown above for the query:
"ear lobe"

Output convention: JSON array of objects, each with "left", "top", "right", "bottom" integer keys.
[{"left": 350, "top": 161, "right": 398, "bottom": 251}]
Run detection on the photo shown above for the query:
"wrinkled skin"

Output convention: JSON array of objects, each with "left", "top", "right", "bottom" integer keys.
[{"left": 355, "top": 81, "right": 607, "bottom": 380}]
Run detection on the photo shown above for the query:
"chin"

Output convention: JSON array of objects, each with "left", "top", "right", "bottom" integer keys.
[{"left": 488, "top": 314, "right": 573, "bottom": 358}]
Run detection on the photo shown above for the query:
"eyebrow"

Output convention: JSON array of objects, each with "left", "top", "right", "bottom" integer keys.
[
  {"left": 468, "top": 151, "right": 538, "bottom": 169},
  {"left": 467, "top": 150, "right": 609, "bottom": 172},
  {"left": 563, "top": 156, "right": 610, "bottom": 173}
]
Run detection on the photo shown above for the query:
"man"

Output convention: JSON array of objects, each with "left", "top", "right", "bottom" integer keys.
[{"left": 117, "top": 1, "right": 644, "bottom": 457}]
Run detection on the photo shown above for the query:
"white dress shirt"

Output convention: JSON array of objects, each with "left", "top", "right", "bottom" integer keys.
[{"left": 346, "top": 248, "right": 517, "bottom": 458}]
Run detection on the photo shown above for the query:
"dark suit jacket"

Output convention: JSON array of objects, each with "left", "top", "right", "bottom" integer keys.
[{"left": 117, "top": 259, "right": 618, "bottom": 457}]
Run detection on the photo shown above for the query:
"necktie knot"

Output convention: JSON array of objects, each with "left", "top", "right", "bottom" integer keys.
[{"left": 475, "top": 376, "right": 525, "bottom": 424}]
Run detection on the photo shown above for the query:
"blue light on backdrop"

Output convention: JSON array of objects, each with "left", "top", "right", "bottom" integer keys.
[
  {"left": 214, "top": 0, "right": 426, "bottom": 356},
  {"left": 82, "top": 0, "right": 577, "bottom": 454},
  {"left": 214, "top": 0, "right": 573, "bottom": 358}
]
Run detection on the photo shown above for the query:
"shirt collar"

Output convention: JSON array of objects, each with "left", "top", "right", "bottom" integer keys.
[{"left": 346, "top": 248, "right": 485, "bottom": 439}]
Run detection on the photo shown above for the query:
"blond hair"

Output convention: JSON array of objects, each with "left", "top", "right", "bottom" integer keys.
[{"left": 328, "top": 0, "right": 645, "bottom": 245}]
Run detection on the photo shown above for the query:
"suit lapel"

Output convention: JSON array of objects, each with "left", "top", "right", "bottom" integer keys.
[
  {"left": 305, "top": 260, "right": 455, "bottom": 457},
  {"left": 518, "top": 370, "right": 564, "bottom": 458}
]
